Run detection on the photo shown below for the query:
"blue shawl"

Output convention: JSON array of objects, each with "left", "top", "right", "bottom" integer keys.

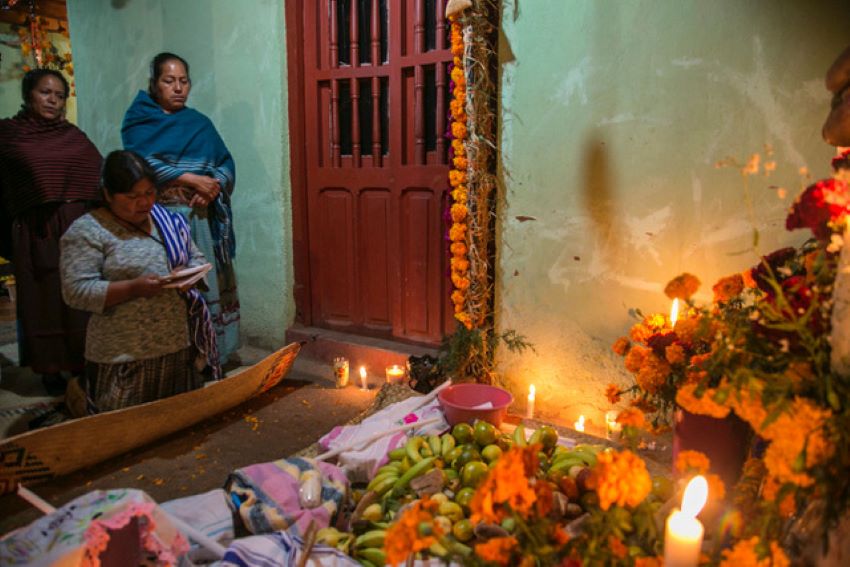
[
  {"left": 122, "top": 90, "right": 236, "bottom": 266},
  {"left": 150, "top": 203, "right": 221, "bottom": 380}
]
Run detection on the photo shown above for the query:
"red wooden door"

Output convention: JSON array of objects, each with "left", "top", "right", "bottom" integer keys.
[{"left": 289, "top": 0, "right": 454, "bottom": 345}]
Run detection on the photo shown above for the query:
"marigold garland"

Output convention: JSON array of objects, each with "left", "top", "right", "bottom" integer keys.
[{"left": 448, "top": 14, "right": 471, "bottom": 329}]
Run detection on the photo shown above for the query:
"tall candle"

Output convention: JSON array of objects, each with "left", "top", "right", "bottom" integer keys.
[
  {"left": 670, "top": 298, "right": 680, "bottom": 327},
  {"left": 359, "top": 366, "right": 368, "bottom": 390},
  {"left": 526, "top": 384, "right": 536, "bottom": 419},
  {"left": 664, "top": 475, "right": 707, "bottom": 567}
]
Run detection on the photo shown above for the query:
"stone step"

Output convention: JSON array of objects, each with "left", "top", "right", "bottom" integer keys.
[{"left": 285, "top": 324, "right": 439, "bottom": 387}]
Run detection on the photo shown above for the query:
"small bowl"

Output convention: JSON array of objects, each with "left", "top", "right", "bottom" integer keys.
[{"left": 438, "top": 383, "right": 514, "bottom": 427}]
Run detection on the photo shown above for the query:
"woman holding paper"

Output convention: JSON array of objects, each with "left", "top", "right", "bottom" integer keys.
[{"left": 60, "top": 150, "right": 219, "bottom": 412}]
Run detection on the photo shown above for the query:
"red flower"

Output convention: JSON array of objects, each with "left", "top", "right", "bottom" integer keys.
[{"left": 786, "top": 178, "right": 850, "bottom": 240}]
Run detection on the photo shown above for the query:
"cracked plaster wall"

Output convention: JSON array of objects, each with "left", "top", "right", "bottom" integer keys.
[{"left": 497, "top": 0, "right": 850, "bottom": 433}]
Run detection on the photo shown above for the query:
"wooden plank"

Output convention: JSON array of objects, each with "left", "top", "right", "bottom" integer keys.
[{"left": 0, "top": 343, "right": 300, "bottom": 494}]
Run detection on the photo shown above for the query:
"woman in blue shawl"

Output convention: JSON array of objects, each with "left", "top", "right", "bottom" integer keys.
[{"left": 122, "top": 52, "right": 239, "bottom": 365}]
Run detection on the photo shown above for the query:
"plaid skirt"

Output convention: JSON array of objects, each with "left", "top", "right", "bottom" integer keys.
[{"left": 85, "top": 346, "right": 204, "bottom": 413}]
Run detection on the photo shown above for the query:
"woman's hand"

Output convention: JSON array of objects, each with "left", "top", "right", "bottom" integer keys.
[
  {"left": 131, "top": 274, "right": 165, "bottom": 298},
  {"left": 179, "top": 172, "right": 220, "bottom": 207}
]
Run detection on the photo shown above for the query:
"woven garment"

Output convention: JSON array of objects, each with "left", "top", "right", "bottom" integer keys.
[{"left": 85, "top": 346, "right": 203, "bottom": 413}]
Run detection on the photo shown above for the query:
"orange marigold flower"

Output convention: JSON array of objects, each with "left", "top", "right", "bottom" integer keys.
[
  {"left": 449, "top": 223, "right": 467, "bottom": 242},
  {"left": 605, "top": 384, "right": 622, "bottom": 404},
  {"left": 778, "top": 492, "right": 796, "bottom": 518},
  {"left": 665, "top": 343, "right": 686, "bottom": 365},
  {"left": 451, "top": 273, "right": 470, "bottom": 290},
  {"left": 635, "top": 352, "right": 671, "bottom": 395},
  {"left": 450, "top": 257, "right": 469, "bottom": 273},
  {"left": 383, "top": 497, "right": 443, "bottom": 566},
  {"left": 760, "top": 398, "right": 833, "bottom": 487},
  {"left": 451, "top": 290, "right": 465, "bottom": 305},
  {"left": 676, "top": 383, "right": 730, "bottom": 418},
  {"left": 450, "top": 203, "right": 468, "bottom": 223},
  {"left": 673, "top": 316, "right": 702, "bottom": 346},
  {"left": 624, "top": 344, "right": 649, "bottom": 374},
  {"left": 609, "top": 536, "right": 628, "bottom": 559},
  {"left": 616, "top": 407, "right": 646, "bottom": 429},
  {"left": 451, "top": 187, "right": 468, "bottom": 203},
  {"left": 470, "top": 446, "right": 539, "bottom": 523},
  {"left": 552, "top": 525, "right": 570, "bottom": 546},
  {"left": 451, "top": 121, "right": 468, "bottom": 140},
  {"left": 713, "top": 273, "right": 744, "bottom": 303},
  {"left": 449, "top": 169, "right": 467, "bottom": 187},
  {"left": 771, "top": 541, "right": 790, "bottom": 567},
  {"left": 612, "top": 336, "right": 630, "bottom": 356},
  {"left": 450, "top": 241, "right": 467, "bottom": 256},
  {"left": 742, "top": 268, "right": 758, "bottom": 288},
  {"left": 718, "top": 537, "right": 761, "bottom": 567},
  {"left": 674, "top": 450, "right": 711, "bottom": 474},
  {"left": 453, "top": 156, "right": 469, "bottom": 171},
  {"left": 728, "top": 385, "right": 768, "bottom": 431},
  {"left": 474, "top": 536, "right": 518, "bottom": 566},
  {"left": 664, "top": 272, "right": 701, "bottom": 300},
  {"left": 455, "top": 311, "right": 472, "bottom": 328},
  {"left": 761, "top": 475, "right": 780, "bottom": 501},
  {"left": 450, "top": 66, "right": 465, "bottom": 87},
  {"left": 590, "top": 450, "right": 652, "bottom": 510},
  {"left": 452, "top": 138, "right": 465, "bottom": 155}
]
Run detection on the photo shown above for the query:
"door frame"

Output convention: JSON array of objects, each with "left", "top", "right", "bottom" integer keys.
[{"left": 285, "top": 0, "right": 312, "bottom": 326}]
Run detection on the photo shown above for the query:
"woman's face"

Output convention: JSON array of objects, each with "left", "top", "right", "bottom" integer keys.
[
  {"left": 154, "top": 59, "right": 190, "bottom": 113},
  {"left": 106, "top": 178, "right": 157, "bottom": 226},
  {"left": 29, "top": 75, "right": 67, "bottom": 120}
]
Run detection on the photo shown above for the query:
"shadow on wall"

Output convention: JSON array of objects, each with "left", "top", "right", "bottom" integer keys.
[
  {"left": 111, "top": 0, "right": 131, "bottom": 8},
  {"left": 580, "top": 134, "right": 624, "bottom": 264}
]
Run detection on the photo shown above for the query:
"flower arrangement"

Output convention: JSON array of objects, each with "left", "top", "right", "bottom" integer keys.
[
  {"left": 11, "top": 17, "right": 74, "bottom": 80},
  {"left": 605, "top": 149, "right": 850, "bottom": 563}
]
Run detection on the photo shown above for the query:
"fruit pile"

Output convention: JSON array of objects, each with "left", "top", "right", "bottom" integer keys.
[{"left": 317, "top": 421, "right": 603, "bottom": 566}]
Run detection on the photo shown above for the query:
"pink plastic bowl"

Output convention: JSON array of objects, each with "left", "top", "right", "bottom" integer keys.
[{"left": 438, "top": 383, "right": 514, "bottom": 427}]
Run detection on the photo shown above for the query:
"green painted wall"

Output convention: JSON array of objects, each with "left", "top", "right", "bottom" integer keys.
[
  {"left": 67, "top": 0, "right": 293, "bottom": 349},
  {"left": 497, "top": 0, "right": 850, "bottom": 432},
  {"left": 1, "top": 23, "right": 77, "bottom": 123}
]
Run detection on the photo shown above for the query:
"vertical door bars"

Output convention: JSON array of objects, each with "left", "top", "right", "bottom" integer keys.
[
  {"left": 371, "top": 0, "right": 382, "bottom": 165},
  {"left": 350, "top": 0, "right": 362, "bottom": 166},
  {"left": 413, "top": 0, "right": 425, "bottom": 165}
]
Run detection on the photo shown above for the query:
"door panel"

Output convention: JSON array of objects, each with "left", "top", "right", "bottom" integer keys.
[{"left": 292, "top": 0, "right": 454, "bottom": 344}]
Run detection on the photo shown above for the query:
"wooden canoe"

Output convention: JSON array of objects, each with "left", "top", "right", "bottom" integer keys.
[{"left": 0, "top": 342, "right": 300, "bottom": 495}]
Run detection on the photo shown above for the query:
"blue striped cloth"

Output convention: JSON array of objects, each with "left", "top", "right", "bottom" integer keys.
[
  {"left": 221, "top": 532, "right": 358, "bottom": 567},
  {"left": 150, "top": 203, "right": 220, "bottom": 380}
]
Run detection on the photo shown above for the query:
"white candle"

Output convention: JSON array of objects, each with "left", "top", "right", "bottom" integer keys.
[
  {"left": 526, "top": 384, "right": 536, "bottom": 419},
  {"left": 670, "top": 298, "right": 680, "bottom": 327},
  {"left": 664, "top": 475, "right": 708, "bottom": 567},
  {"left": 359, "top": 366, "right": 368, "bottom": 390},
  {"left": 605, "top": 410, "right": 622, "bottom": 440},
  {"left": 573, "top": 414, "right": 585, "bottom": 432}
]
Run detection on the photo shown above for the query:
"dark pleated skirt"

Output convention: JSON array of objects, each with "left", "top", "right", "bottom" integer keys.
[
  {"left": 12, "top": 202, "right": 93, "bottom": 374},
  {"left": 85, "top": 346, "right": 204, "bottom": 413}
]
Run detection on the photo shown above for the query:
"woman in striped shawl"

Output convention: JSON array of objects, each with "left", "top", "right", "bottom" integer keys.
[
  {"left": 60, "top": 150, "right": 218, "bottom": 412},
  {"left": 0, "top": 69, "right": 102, "bottom": 395},
  {"left": 121, "top": 52, "right": 240, "bottom": 366}
]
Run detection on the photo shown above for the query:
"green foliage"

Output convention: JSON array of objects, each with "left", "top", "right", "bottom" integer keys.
[{"left": 438, "top": 324, "right": 534, "bottom": 383}]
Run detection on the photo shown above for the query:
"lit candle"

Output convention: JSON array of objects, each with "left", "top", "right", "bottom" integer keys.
[
  {"left": 385, "top": 364, "right": 405, "bottom": 384},
  {"left": 670, "top": 298, "right": 680, "bottom": 327},
  {"left": 573, "top": 414, "right": 585, "bottom": 432},
  {"left": 664, "top": 475, "right": 708, "bottom": 567},
  {"left": 526, "top": 384, "right": 536, "bottom": 419},
  {"left": 359, "top": 366, "right": 368, "bottom": 390},
  {"left": 605, "top": 410, "right": 622, "bottom": 440}
]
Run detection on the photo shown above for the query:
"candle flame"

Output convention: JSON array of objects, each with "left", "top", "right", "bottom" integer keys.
[
  {"left": 574, "top": 414, "right": 586, "bottom": 432},
  {"left": 529, "top": 384, "right": 536, "bottom": 399},
  {"left": 681, "top": 475, "right": 708, "bottom": 518},
  {"left": 670, "top": 298, "right": 680, "bottom": 327},
  {"left": 359, "top": 366, "right": 367, "bottom": 379}
]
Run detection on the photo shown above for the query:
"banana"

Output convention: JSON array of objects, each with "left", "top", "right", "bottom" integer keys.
[
  {"left": 358, "top": 560, "right": 377, "bottom": 567},
  {"left": 440, "top": 433, "right": 456, "bottom": 457},
  {"left": 366, "top": 471, "right": 399, "bottom": 492},
  {"left": 570, "top": 447, "right": 599, "bottom": 467},
  {"left": 428, "top": 434, "right": 443, "bottom": 457},
  {"left": 392, "top": 455, "right": 436, "bottom": 496},
  {"left": 388, "top": 446, "right": 408, "bottom": 461},
  {"left": 316, "top": 527, "right": 344, "bottom": 547},
  {"left": 406, "top": 436, "right": 428, "bottom": 463},
  {"left": 376, "top": 462, "right": 403, "bottom": 476},
  {"left": 429, "top": 541, "right": 450, "bottom": 557},
  {"left": 549, "top": 457, "right": 585, "bottom": 473},
  {"left": 358, "top": 548, "right": 387, "bottom": 566},
  {"left": 355, "top": 529, "right": 387, "bottom": 549},
  {"left": 528, "top": 428, "right": 543, "bottom": 446},
  {"left": 369, "top": 474, "right": 399, "bottom": 497},
  {"left": 513, "top": 424, "right": 527, "bottom": 447}
]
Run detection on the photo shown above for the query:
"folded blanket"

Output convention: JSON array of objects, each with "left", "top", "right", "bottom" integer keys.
[
  {"left": 220, "top": 531, "right": 358, "bottom": 567},
  {"left": 227, "top": 457, "right": 348, "bottom": 535}
]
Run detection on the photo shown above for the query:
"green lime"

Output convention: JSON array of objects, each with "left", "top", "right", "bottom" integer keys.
[
  {"left": 438, "top": 500, "right": 464, "bottom": 523},
  {"left": 481, "top": 444, "right": 503, "bottom": 463},
  {"left": 452, "top": 518, "right": 474, "bottom": 542},
  {"left": 473, "top": 420, "right": 497, "bottom": 447},
  {"left": 652, "top": 476, "right": 675, "bottom": 501},
  {"left": 453, "top": 445, "right": 481, "bottom": 469},
  {"left": 461, "top": 460, "right": 489, "bottom": 488},
  {"left": 497, "top": 434, "right": 514, "bottom": 452},
  {"left": 452, "top": 423, "right": 474, "bottom": 444},
  {"left": 538, "top": 426, "right": 559, "bottom": 450},
  {"left": 455, "top": 487, "right": 476, "bottom": 511}
]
